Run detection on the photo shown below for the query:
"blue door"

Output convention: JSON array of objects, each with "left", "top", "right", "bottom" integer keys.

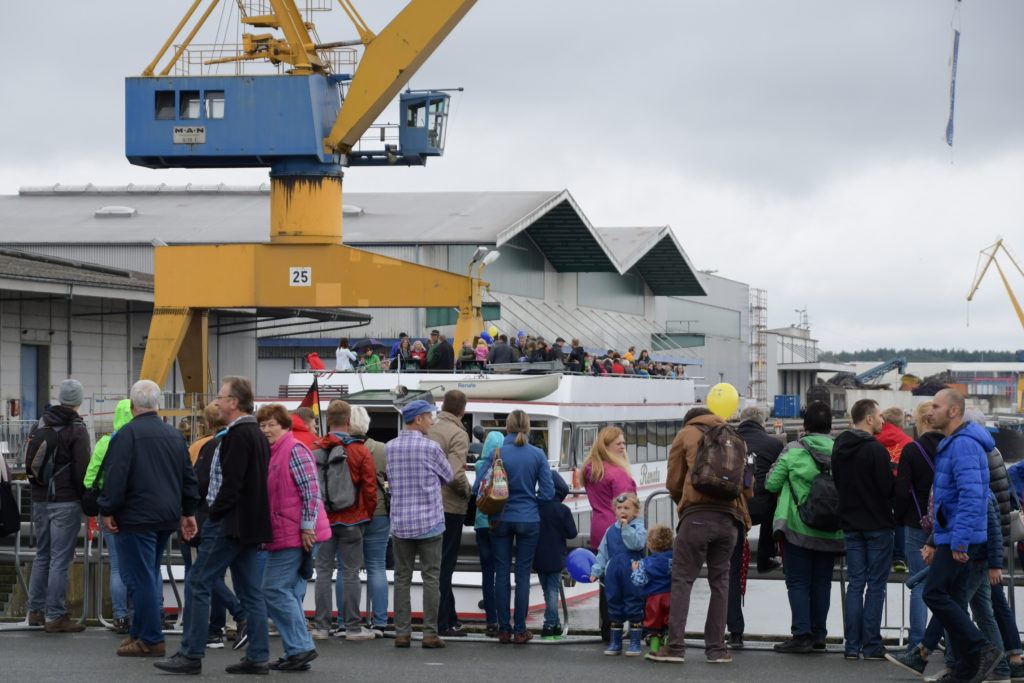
[{"left": 20, "top": 345, "right": 39, "bottom": 420}]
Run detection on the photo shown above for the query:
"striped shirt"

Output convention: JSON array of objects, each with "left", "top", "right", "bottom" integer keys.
[{"left": 385, "top": 429, "right": 453, "bottom": 539}]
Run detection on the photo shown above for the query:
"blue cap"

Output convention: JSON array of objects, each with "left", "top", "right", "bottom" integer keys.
[{"left": 401, "top": 399, "right": 436, "bottom": 423}]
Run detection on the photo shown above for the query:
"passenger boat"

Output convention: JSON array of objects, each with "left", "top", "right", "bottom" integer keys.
[{"left": 217, "top": 366, "right": 699, "bottom": 623}]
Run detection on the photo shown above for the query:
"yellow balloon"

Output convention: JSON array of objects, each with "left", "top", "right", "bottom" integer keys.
[
  {"left": 487, "top": 325, "right": 498, "bottom": 338},
  {"left": 707, "top": 383, "right": 739, "bottom": 419}
]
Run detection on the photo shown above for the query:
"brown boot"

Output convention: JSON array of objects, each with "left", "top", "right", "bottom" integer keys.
[
  {"left": 27, "top": 611, "right": 45, "bottom": 627},
  {"left": 117, "top": 639, "right": 166, "bottom": 657},
  {"left": 44, "top": 615, "right": 86, "bottom": 633},
  {"left": 394, "top": 636, "right": 411, "bottom": 648},
  {"left": 120, "top": 636, "right": 139, "bottom": 648},
  {"left": 421, "top": 636, "right": 446, "bottom": 649}
]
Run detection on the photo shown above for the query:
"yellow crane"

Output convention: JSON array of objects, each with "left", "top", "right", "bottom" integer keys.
[
  {"left": 967, "top": 237, "right": 1024, "bottom": 332},
  {"left": 129, "top": 1, "right": 485, "bottom": 396}
]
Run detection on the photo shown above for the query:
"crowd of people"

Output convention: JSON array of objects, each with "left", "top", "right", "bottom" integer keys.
[
  {"left": 18, "top": 374, "right": 1024, "bottom": 681},
  {"left": 334, "top": 332, "right": 687, "bottom": 378}
]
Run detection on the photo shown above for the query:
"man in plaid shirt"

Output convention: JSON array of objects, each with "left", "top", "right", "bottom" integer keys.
[{"left": 386, "top": 400, "right": 453, "bottom": 649}]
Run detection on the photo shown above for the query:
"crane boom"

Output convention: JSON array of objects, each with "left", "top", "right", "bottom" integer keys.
[{"left": 967, "top": 238, "right": 1024, "bottom": 333}]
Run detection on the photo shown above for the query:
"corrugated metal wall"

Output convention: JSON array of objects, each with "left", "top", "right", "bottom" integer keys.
[{"left": 0, "top": 244, "right": 154, "bottom": 273}]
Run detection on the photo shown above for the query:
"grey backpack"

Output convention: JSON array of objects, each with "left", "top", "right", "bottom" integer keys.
[{"left": 314, "top": 444, "right": 358, "bottom": 513}]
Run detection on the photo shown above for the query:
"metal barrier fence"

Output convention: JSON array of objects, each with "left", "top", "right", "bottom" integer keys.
[{"left": 1, "top": 420, "right": 38, "bottom": 470}]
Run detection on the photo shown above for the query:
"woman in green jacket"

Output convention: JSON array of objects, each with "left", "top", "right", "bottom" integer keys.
[
  {"left": 83, "top": 398, "right": 133, "bottom": 633},
  {"left": 764, "top": 402, "right": 843, "bottom": 655}
]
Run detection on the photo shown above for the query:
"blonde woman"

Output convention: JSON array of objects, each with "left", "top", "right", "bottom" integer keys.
[
  {"left": 581, "top": 426, "right": 638, "bottom": 643},
  {"left": 474, "top": 409, "right": 553, "bottom": 643}
]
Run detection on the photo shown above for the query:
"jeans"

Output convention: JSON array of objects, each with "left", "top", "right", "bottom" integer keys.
[
  {"left": 117, "top": 529, "right": 173, "bottom": 645},
  {"left": 491, "top": 521, "right": 540, "bottom": 635},
  {"left": 904, "top": 526, "right": 930, "bottom": 652},
  {"left": 180, "top": 519, "right": 269, "bottom": 662},
  {"left": 102, "top": 526, "right": 129, "bottom": 619},
  {"left": 842, "top": 529, "right": 893, "bottom": 655},
  {"left": 262, "top": 547, "right": 315, "bottom": 658},
  {"left": 363, "top": 515, "right": 391, "bottom": 628},
  {"left": 314, "top": 524, "right": 364, "bottom": 631},
  {"left": 475, "top": 527, "right": 497, "bottom": 624},
  {"left": 28, "top": 500, "right": 83, "bottom": 621},
  {"left": 538, "top": 571, "right": 561, "bottom": 628},
  {"left": 665, "top": 511, "right": 737, "bottom": 658},
  {"left": 782, "top": 539, "right": 835, "bottom": 640},
  {"left": 437, "top": 512, "right": 464, "bottom": 632},
  {"left": 923, "top": 544, "right": 987, "bottom": 680},
  {"left": 943, "top": 562, "right": 1007, "bottom": 676},
  {"left": 727, "top": 526, "right": 745, "bottom": 635},
  {"left": 392, "top": 534, "right": 443, "bottom": 638},
  {"left": 893, "top": 526, "right": 907, "bottom": 563}
]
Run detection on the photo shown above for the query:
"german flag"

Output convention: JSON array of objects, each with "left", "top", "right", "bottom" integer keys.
[{"left": 297, "top": 377, "right": 322, "bottom": 433}]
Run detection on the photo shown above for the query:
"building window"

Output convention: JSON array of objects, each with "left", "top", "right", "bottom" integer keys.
[
  {"left": 204, "top": 90, "right": 224, "bottom": 119},
  {"left": 179, "top": 91, "right": 201, "bottom": 119},
  {"left": 155, "top": 91, "right": 175, "bottom": 120}
]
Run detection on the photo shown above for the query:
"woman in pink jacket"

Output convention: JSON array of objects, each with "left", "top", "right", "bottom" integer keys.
[
  {"left": 581, "top": 426, "right": 637, "bottom": 641},
  {"left": 256, "top": 404, "right": 331, "bottom": 672}
]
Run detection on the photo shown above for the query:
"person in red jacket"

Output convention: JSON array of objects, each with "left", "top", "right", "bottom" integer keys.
[
  {"left": 876, "top": 407, "right": 912, "bottom": 573},
  {"left": 311, "top": 401, "right": 378, "bottom": 641},
  {"left": 290, "top": 410, "right": 316, "bottom": 450}
]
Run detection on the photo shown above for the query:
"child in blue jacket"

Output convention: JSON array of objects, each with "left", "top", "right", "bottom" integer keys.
[
  {"left": 533, "top": 475, "right": 577, "bottom": 639},
  {"left": 589, "top": 491, "right": 646, "bottom": 656},
  {"left": 630, "top": 524, "right": 673, "bottom": 657}
]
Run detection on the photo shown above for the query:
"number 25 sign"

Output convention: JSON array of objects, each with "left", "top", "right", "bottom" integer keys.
[{"left": 289, "top": 267, "right": 311, "bottom": 287}]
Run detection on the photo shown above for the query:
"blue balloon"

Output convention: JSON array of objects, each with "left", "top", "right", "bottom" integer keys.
[
  {"left": 566, "top": 547, "right": 597, "bottom": 583},
  {"left": 480, "top": 331, "right": 493, "bottom": 343}
]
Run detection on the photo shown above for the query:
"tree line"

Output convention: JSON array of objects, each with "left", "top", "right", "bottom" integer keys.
[{"left": 819, "top": 348, "right": 1023, "bottom": 363}]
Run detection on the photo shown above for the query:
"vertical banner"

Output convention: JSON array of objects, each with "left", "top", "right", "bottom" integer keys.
[{"left": 945, "top": 28, "right": 960, "bottom": 147}]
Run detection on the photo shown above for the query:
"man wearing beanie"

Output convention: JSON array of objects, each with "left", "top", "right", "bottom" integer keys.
[{"left": 27, "top": 378, "right": 92, "bottom": 632}]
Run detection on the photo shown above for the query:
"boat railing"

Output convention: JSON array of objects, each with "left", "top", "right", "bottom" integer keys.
[{"left": 299, "top": 361, "right": 689, "bottom": 380}]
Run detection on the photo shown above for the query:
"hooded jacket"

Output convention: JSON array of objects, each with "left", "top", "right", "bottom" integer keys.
[
  {"left": 290, "top": 413, "right": 316, "bottom": 449},
  {"left": 30, "top": 404, "right": 92, "bottom": 503},
  {"left": 765, "top": 433, "right": 844, "bottom": 552},
  {"left": 533, "top": 475, "right": 578, "bottom": 572},
  {"left": 876, "top": 422, "right": 913, "bottom": 469},
  {"left": 933, "top": 420, "right": 995, "bottom": 552},
  {"left": 831, "top": 428, "right": 896, "bottom": 532},
  {"left": 84, "top": 399, "right": 133, "bottom": 489}
]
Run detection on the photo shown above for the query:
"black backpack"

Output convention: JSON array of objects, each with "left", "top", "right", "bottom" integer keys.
[
  {"left": 24, "top": 419, "right": 69, "bottom": 491},
  {"left": 796, "top": 438, "right": 841, "bottom": 532}
]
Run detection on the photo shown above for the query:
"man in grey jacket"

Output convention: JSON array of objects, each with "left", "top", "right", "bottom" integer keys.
[{"left": 428, "top": 390, "right": 473, "bottom": 637}]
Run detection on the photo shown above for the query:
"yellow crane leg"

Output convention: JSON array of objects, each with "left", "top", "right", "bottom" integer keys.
[
  {"left": 269, "top": 175, "right": 344, "bottom": 244},
  {"left": 144, "top": 243, "right": 483, "bottom": 386},
  {"left": 140, "top": 306, "right": 210, "bottom": 397}
]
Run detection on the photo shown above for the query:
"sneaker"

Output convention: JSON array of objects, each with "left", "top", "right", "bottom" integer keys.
[
  {"left": 367, "top": 627, "right": 384, "bottom": 639},
  {"left": 111, "top": 617, "right": 131, "bottom": 635},
  {"left": 923, "top": 668, "right": 953, "bottom": 682},
  {"left": 513, "top": 630, "right": 534, "bottom": 644},
  {"left": 153, "top": 652, "right": 202, "bottom": 675},
  {"left": 844, "top": 652, "right": 860, "bottom": 661},
  {"left": 541, "top": 625, "right": 557, "bottom": 640},
  {"left": 813, "top": 640, "right": 827, "bottom": 651},
  {"left": 28, "top": 610, "right": 45, "bottom": 627},
  {"left": 886, "top": 648, "right": 928, "bottom": 675},
  {"left": 232, "top": 619, "right": 249, "bottom": 651},
  {"left": 346, "top": 627, "right": 377, "bottom": 641},
  {"left": 864, "top": 648, "right": 889, "bottom": 661},
  {"left": 646, "top": 649, "right": 685, "bottom": 663},
  {"left": 774, "top": 635, "right": 814, "bottom": 654},
  {"left": 728, "top": 632, "right": 744, "bottom": 649},
  {"left": 439, "top": 626, "right": 468, "bottom": 638},
  {"left": 311, "top": 629, "right": 330, "bottom": 640},
  {"left": 1008, "top": 659, "right": 1024, "bottom": 681},
  {"left": 329, "top": 626, "right": 346, "bottom": 637},
  {"left": 206, "top": 634, "right": 225, "bottom": 648},
  {"left": 485, "top": 623, "right": 499, "bottom": 638},
  {"left": 44, "top": 615, "right": 86, "bottom": 633},
  {"left": 118, "top": 640, "right": 167, "bottom": 658},
  {"left": 893, "top": 560, "right": 909, "bottom": 573},
  {"left": 977, "top": 645, "right": 1006, "bottom": 682},
  {"left": 987, "top": 674, "right": 1011, "bottom": 683}
]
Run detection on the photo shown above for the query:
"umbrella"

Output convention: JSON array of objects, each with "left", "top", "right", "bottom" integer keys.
[{"left": 352, "top": 338, "right": 381, "bottom": 352}]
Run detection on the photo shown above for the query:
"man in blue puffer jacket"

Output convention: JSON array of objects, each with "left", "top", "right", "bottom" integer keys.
[{"left": 923, "top": 388, "right": 1003, "bottom": 683}]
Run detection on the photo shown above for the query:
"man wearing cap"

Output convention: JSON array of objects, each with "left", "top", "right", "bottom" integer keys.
[
  {"left": 386, "top": 400, "right": 454, "bottom": 649},
  {"left": 548, "top": 337, "right": 567, "bottom": 363},
  {"left": 27, "top": 379, "right": 92, "bottom": 632}
]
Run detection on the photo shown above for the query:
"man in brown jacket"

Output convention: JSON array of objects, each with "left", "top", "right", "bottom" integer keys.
[
  {"left": 649, "top": 407, "right": 752, "bottom": 665},
  {"left": 427, "top": 390, "right": 473, "bottom": 637}
]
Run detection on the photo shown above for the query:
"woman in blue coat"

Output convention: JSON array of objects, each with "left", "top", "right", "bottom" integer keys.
[{"left": 475, "top": 410, "right": 554, "bottom": 643}]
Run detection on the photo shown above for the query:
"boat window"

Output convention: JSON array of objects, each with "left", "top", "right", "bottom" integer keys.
[
  {"left": 204, "top": 90, "right": 224, "bottom": 119},
  {"left": 656, "top": 421, "right": 669, "bottom": 461},
  {"left": 624, "top": 422, "right": 637, "bottom": 462},
  {"left": 577, "top": 425, "right": 598, "bottom": 474},
  {"left": 560, "top": 425, "right": 572, "bottom": 469},
  {"left": 531, "top": 421, "right": 548, "bottom": 457},
  {"left": 155, "top": 91, "right": 176, "bottom": 120},
  {"left": 649, "top": 422, "right": 660, "bottom": 462},
  {"left": 635, "top": 421, "right": 648, "bottom": 463}
]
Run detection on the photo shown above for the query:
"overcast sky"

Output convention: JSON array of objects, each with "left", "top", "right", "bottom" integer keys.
[{"left": 3, "top": 1, "right": 1023, "bottom": 353}]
